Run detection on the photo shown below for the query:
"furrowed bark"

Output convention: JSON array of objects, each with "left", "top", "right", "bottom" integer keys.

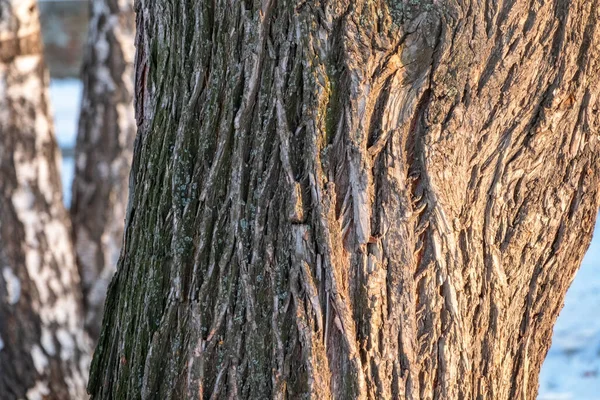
[
  {"left": 0, "top": 1, "right": 91, "bottom": 398},
  {"left": 71, "top": 0, "right": 136, "bottom": 341},
  {"left": 90, "top": 1, "right": 600, "bottom": 399}
]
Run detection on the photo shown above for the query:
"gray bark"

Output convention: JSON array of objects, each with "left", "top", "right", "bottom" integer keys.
[
  {"left": 90, "top": 1, "right": 600, "bottom": 399},
  {"left": 0, "top": 1, "right": 90, "bottom": 398},
  {"left": 71, "top": 0, "right": 136, "bottom": 341}
]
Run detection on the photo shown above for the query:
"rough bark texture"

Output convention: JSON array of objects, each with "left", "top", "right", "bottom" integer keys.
[
  {"left": 0, "top": 1, "right": 90, "bottom": 398},
  {"left": 71, "top": 0, "right": 136, "bottom": 341},
  {"left": 90, "top": 1, "right": 600, "bottom": 399}
]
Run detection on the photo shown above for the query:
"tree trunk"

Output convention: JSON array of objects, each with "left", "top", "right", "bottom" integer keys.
[
  {"left": 0, "top": 1, "right": 90, "bottom": 398},
  {"left": 71, "top": 0, "right": 136, "bottom": 341},
  {"left": 89, "top": 1, "right": 600, "bottom": 399}
]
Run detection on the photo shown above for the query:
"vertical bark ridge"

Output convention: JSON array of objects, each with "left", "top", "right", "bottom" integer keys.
[{"left": 90, "top": 0, "right": 600, "bottom": 399}]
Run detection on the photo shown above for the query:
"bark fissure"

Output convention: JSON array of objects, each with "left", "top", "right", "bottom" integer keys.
[{"left": 90, "top": 1, "right": 600, "bottom": 399}]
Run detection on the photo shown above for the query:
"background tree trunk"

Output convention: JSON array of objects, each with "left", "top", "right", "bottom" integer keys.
[
  {"left": 71, "top": 0, "right": 136, "bottom": 341},
  {"left": 0, "top": 1, "right": 90, "bottom": 398},
  {"left": 90, "top": 1, "right": 600, "bottom": 399}
]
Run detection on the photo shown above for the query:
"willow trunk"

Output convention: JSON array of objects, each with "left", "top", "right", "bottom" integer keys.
[
  {"left": 90, "top": 1, "right": 600, "bottom": 399},
  {"left": 0, "top": 1, "right": 90, "bottom": 398}
]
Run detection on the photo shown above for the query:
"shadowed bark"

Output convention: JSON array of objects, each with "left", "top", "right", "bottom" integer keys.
[
  {"left": 71, "top": 0, "right": 136, "bottom": 341},
  {"left": 0, "top": 1, "right": 90, "bottom": 398},
  {"left": 90, "top": 1, "right": 600, "bottom": 399}
]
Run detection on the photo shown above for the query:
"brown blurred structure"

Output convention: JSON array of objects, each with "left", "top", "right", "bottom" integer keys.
[
  {"left": 38, "top": 0, "right": 89, "bottom": 78},
  {"left": 70, "top": 0, "right": 136, "bottom": 342},
  {"left": 0, "top": 1, "right": 90, "bottom": 398}
]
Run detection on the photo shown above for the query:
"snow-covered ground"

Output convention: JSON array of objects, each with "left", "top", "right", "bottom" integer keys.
[
  {"left": 48, "top": 78, "right": 600, "bottom": 399},
  {"left": 49, "top": 78, "right": 81, "bottom": 205},
  {"left": 539, "top": 222, "right": 600, "bottom": 400}
]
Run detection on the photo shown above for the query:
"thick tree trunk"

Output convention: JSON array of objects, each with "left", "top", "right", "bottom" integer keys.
[
  {"left": 71, "top": 0, "right": 136, "bottom": 341},
  {"left": 90, "top": 1, "right": 600, "bottom": 399},
  {"left": 0, "top": 1, "right": 90, "bottom": 398}
]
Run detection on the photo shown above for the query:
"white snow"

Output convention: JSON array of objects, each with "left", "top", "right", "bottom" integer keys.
[
  {"left": 49, "top": 79, "right": 82, "bottom": 150},
  {"left": 538, "top": 219, "right": 600, "bottom": 400},
  {"left": 47, "top": 78, "right": 600, "bottom": 400},
  {"left": 61, "top": 157, "right": 75, "bottom": 206},
  {"left": 49, "top": 79, "right": 81, "bottom": 204}
]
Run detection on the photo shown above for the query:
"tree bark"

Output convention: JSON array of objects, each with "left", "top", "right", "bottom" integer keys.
[
  {"left": 0, "top": 1, "right": 90, "bottom": 398},
  {"left": 71, "top": 0, "right": 136, "bottom": 341},
  {"left": 90, "top": 1, "right": 600, "bottom": 399}
]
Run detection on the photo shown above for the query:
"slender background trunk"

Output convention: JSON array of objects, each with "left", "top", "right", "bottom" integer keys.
[
  {"left": 71, "top": 0, "right": 136, "bottom": 341},
  {"left": 0, "top": 1, "right": 90, "bottom": 398},
  {"left": 90, "top": 1, "right": 600, "bottom": 399}
]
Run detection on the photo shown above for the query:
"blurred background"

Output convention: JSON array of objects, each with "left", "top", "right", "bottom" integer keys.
[
  {"left": 37, "top": 0, "right": 600, "bottom": 398},
  {"left": 39, "top": 0, "right": 86, "bottom": 204}
]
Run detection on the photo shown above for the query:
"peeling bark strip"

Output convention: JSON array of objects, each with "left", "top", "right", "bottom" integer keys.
[
  {"left": 71, "top": 0, "right": 136, "bottom": 342},
  {"left": 90, "top": 1, "right": 600, "bottom": 399},
  {"left": 0, "top": 1, "right": 91, "bottom": 398}
]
